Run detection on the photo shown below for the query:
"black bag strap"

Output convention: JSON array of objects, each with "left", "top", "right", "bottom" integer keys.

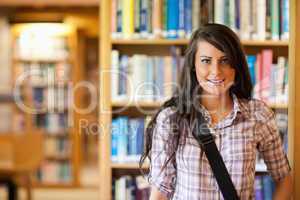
[{"left": 193, "top": 111, "right": 240, "bottom": 200}]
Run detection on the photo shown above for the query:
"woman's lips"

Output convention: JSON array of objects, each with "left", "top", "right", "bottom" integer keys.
[{"left": 206, "top": 79, "right": 225, "bottom": 86}]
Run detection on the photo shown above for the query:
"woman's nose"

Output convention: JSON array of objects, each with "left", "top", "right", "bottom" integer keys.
[{"left": 210, "top": 62, "right": 221, "bottom": 75}]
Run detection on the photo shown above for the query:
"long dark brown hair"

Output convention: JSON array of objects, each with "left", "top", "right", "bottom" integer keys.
[{"left": 139, "top": 23, "right": 253, "bottom": 174}]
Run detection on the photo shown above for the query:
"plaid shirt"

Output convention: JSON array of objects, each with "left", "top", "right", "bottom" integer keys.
[{"left": 149, "top": 95, "right": 291, "bottom": 200}]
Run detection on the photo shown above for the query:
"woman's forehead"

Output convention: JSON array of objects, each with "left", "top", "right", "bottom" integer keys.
[{"left": 196, "top": 41, "right": 226, "bottom": 58}]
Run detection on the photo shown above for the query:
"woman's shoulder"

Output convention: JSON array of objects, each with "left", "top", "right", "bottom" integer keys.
[
  {"left": 238, "top": 98, "right": 275, "bottom": 122},
  {"left": 156, "top": 106, "right": 177, "bottom": 124}
]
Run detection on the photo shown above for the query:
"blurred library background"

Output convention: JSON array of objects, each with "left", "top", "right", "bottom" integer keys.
[{"left": 0, "top": 0, "right": 299, "bottom": 200}]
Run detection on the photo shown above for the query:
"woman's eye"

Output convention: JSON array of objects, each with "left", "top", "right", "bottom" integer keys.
[
  {"left": 220, "top": 58, "right": 229, "bottom": 65},
  {"left": 200, "top": 59, "right": 210, "bottom": 64}
]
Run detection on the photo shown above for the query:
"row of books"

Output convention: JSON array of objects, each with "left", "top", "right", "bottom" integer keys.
[
  {"left": 111, "top": 0, "right": 289, "bottom": 40},
  {"left": 111, "top": 48, "right": 183, "bottom": 102},
  {"left": 32, "top": 87, "right": 69, "bottom": 112},
  {"left": 248, "top": 51, "right": 288, "bottom": 105},
  {"left": 113, "top": 175, "right": 275, "bottom": 200},
  {"left": 255, "top": 175, "right": 275, "bottom": 200},
  {"left": 111, "top": 49, "right": 288, "bottom": 105},
  {"left": 35, "top": 113, "right": 69, "bottom": 134},
  {"left": 15, "top": 34, "right": 69, "bottom": 60},
  {"left": 15, "top": 62, "right": 70, "bottom": 86},
  {"left": 113, "top": 175, "right": 150, "bottom": 200},
  {"left": 44, "top": 137, "right": 71, "bottom": 158},
  {"left": 36, "top": 161, "right": 72, "bottom": 183},
  {"left": 111, "top": 116, "right": 151, "bottom": 163}
]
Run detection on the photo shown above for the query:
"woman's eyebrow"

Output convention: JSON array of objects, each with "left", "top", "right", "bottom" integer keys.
[{"left": 199, "top": 56, "right": 212, "bottom": 58}]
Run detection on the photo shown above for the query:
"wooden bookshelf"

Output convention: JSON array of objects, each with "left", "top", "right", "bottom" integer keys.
[
  {"left": 99, "top": 1, "right": 299, "bottom": 199},
  {"left": 10, "top": 23, "right": 81, "bottom": 188},
  {"left": 289, "top": 0, "right": 300, "bottom": 198}
]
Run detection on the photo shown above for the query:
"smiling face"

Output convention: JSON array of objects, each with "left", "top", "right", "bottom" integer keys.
[{"left": 195, "top": 41, "right": 236, "bottom": 98}]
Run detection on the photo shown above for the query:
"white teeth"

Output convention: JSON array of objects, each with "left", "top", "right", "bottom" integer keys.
[
  {"left": 208, "top": 79, "right": 224, "bottom": 83},
  {"left": 207, "top": 79, "right": 224, "bottom": 86}
]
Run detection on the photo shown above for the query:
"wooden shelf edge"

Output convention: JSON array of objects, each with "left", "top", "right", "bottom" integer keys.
[
  {"left": 111, "top": 163, "right": 149, "bottom": 170},
  {"left": 112, "top": 100, "right": 163, "bottom": 108},
  {"left": 32, "top": 182, "right": 76, "bottom": 188},
  {"left": 111, "top": 39, "right": 289, "bottom": 46}
]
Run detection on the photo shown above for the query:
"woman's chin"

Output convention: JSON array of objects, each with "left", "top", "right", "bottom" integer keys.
[{"left": 202, "top": 89, "right": 227, "bottom": 97}]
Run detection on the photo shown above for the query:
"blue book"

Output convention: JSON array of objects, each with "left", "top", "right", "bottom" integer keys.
[
  {"left": 247, "top": 55, "right": 256, "bottom": 86},
  {"left": 116, "top": 0, "right": 122, "bottom": 33},
  {"left": 136, "top": 118, "right": 145, "bottom": 155},
  {"left": 178, "top": 0, "right": 185, "bottom": 38},
  {"left": 119, "top": 55, "right": 129, "bottom": 96},
  {"left": 167, "top": 0, "right": 179, "bottom": 38},
  {"left": 117, "top": 117, "right": 129, "bottom": 162},
  {"left": 184, "top": 0, "right": 192, "bottom": 37},
  {"left": 255, "top": 176, "right": 264, "bottom": 200},
  {"left": 140, "top": 0, "right": 149, "bottom": 37},
  {"left": 262, "top": 175, "right": 273, "bottom": 200},
  {"left": 235, "top": 0, "right": 240, "bottom": 29},
  {"left": 128, "top": 118, "right": 139, "bottom": 155},
  {"left": 281, "top": 0, "right": 289, "bottom": 39},
  {"left": 111, "top": 119, "right": 119, "bottom": 162}
]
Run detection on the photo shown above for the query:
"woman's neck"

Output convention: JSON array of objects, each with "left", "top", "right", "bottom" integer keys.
[{"left": 200, "top": 93, "right": 234, "bottom": 124}]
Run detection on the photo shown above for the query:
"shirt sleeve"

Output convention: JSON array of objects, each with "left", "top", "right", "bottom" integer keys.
[
  {"left": 148, "top": 108, "right": 177, "bottom": 198},
  {"left": 256, "top": 108, "right": 291, "bottom": 181}
]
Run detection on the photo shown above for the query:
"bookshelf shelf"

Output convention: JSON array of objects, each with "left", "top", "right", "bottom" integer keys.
[
  {"left": 112, "top": 39, "right": 289, "bottom": 47},
  {"left": 112, "top": 39, "right": 189, "bottom": 45},
  {"left": 46, "top": 155, "right": 70, "bottom": 161},
  {"left": 269, "top": 103, "right": 288, "bottom": 109},
  {"left": 33, "top": 182, "right": 76, "bottom": 188},
  {"left": 112, "top": 100, "right": 163, "bottom": 108},
  {"left": 111, "top": 163, "right": 149, "bottom": 170},
  {"left": 13, "top": 58, "right": 70, "bottom": 63}
]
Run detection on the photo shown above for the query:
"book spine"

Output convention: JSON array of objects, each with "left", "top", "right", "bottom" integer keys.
[
  {"left": 178, "top": 0, "right": 186, "bottom": 38},
  {"left": 214, "top": 0, "right": 224, "bottom": 24},
  {"left": 152, "top": 0, "right": 163, "bottom": 38},
  {"left": 271, "top": 0, "right": 280, "bottom": 40},
  {"left": 140, "top": 0, "right": 149, "bottom": 38},
  {"left": 116, "top": 0, "right": 123, "bottom": 36},
  {"left": 184, "top": 0, "right": 193, "bottom": 38},
  {"left": 235, "top": 0, "right": 240, "bottom": 30},
  {"left": 162, "top": 0, "right": 168, "bottom": 37},
  {"left": 111, "top": 50, "right": 119, "bottom": 101},
  {"left": 266, "top": 0, "right": 272, "bottom": 39},
  {"left": 240, "top": 0, "right": 251, "bottom": 39},
  {"left": 262, "top": 175, "right": 273, "bottom": 200},
  {"left": 257, "top": 0, "right": 266, "bottom": 40},
  {"left": 192, "top": 0, "right": 200, "bottom": 31},
  {"left": 111, "top": 0, "right": 117, "bottom": 37},
  {"left": 134, "top": 0, "right": 141, "bottom": 36},
  {"left": 167, "top": 0, "right": 179, "bottom": 38},
  {"left": 122, "top": 0, "right": 134, "bottom": 38},
  {"left": 255, "top": 176, "right": 264, "bottom": 200},
  {"left": 281, "top": 0, "right": 289, "bottom": 40}
]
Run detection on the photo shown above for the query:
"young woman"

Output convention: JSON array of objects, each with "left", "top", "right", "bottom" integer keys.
[{"left": 140, "top": 24, "right": 292, "bottom": 200}]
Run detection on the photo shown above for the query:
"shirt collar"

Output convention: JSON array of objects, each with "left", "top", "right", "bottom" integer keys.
[{"left": 198, "top": 93, "right": 250, "bottom": 129}]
